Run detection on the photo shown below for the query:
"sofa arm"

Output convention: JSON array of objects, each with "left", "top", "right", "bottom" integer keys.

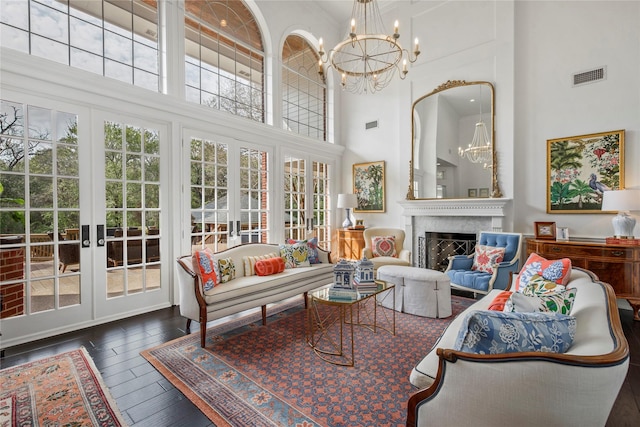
[{"left": 362, "top": 248, "right": 373, "bottom": 259}]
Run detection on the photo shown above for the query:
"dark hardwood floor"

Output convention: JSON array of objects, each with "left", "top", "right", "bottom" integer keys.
[{"left": 1, "top": 303, "right": 639, "bottom": 426}]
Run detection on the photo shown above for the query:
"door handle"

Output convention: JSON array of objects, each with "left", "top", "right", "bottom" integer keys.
[
  {"left": 97, "top": 224, "right": 105, "bottom": 247},
  {"left": 236, "top": 221, "right": 241, "bottom": 237},
  {"left": 81, "top": 224, "right": 90, "bottom": 248},
  {"left": 228, "top": 221, "right": 234, "bottom": 237}
]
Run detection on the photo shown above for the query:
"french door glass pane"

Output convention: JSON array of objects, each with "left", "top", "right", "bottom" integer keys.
[{"left": 104, "top": 120, "right": 161, "bottom": 298}]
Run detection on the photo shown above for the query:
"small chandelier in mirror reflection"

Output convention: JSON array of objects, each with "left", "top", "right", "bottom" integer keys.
[
  {"left": 459, "top": 91, "right": 492, "bottom": 164},
  {"left": 317, "top": 0, "right": 420, "bottom": 94}
]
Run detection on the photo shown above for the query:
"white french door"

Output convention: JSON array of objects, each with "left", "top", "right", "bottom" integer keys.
[
  {"left": 283, "top": 153, "right": 333, "bottom": 251},
  {"left": 93, "top": 114, "right": 170, "bottom": 319},
  {"left": 185, "top": 129, "right": 271, "bottom": 254},
  {"left": 0, "top": 101, "right": 171, "bottom": 347},
  {"left": 0, "top": 98, "right": 93, "bottom": 345}
]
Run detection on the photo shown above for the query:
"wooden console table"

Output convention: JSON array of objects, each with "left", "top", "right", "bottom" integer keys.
[
  {"left": 337, "top": 229, "right": 365, "bottom": 260},
  {"left": 526, "top": 238, "right": 640, "bottom": 320}
]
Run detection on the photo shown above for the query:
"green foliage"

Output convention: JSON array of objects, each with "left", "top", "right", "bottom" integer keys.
[{"left": 550, "top": 181, "right": 571, "bottom": 209}]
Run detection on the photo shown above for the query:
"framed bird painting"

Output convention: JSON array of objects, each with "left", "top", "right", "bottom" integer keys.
[{"left": 547, "top": 129, "right": 624, "bottom": 213}]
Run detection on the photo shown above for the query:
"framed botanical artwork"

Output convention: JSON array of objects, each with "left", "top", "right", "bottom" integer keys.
[
  {"left": 353, "top": 161, "right": 385, "bottom": 212},
  {"left": 547, "top": 129, "right": 624, "bottom": 213},
  {"left": 534, "top": 221, "right": 557, "bottom": 240},
  {"left": 478, "top": 188, "right": 490, "bottom": 198},
  {"left": 468, "top": 188, "right": 478, "bottom": 197}
]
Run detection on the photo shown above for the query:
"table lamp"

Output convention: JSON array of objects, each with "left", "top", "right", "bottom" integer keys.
[
  {"left": 601, "top": 189, "right": 640, "bottom": 238},
  {"left": 337, "top": 193, "right": 358, "bottom": 229}
]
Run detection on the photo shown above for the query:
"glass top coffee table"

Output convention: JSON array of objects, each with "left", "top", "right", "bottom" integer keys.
[{"left": 305, "top": 280, "right": 395, "bottom": 366}]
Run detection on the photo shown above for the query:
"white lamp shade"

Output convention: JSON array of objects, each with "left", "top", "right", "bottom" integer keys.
[
  {"left": 601, "top": 190, "right": 640, "bottom": 212},
  {"left": 337, "top": 193, "right": 358, "bottom": 209}
]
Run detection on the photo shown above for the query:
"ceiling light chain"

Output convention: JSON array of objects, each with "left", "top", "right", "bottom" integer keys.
[{"left": 317, "top": 0, "right": 420, "bottom": 94}]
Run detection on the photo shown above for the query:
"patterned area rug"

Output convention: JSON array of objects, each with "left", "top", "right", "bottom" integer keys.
[
  {"left": 0, "top": 347, "right": 127, "bottom": 426},
  {"left": 141, "top": 295, "right": 474, "bottom": 427}
]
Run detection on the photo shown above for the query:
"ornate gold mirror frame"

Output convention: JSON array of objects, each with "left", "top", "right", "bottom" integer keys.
[{"left": 407, "top": 80, "right": 502, "bottom": 199}]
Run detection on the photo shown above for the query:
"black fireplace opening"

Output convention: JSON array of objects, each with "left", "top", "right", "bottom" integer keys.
[{"left": 419, "top": 232, "right": 477, "bottom": 272}]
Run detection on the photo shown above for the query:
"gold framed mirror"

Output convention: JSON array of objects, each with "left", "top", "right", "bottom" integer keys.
[{"left": 407, "top": 80, "right": 502, "bottom": 199}]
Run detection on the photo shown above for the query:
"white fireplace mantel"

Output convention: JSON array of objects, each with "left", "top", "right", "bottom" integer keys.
[
  {"left": 399, "top": 199, "right": 513, "bottom": 256},
  {"left": 398, "top": 198, "right": 511, "bottom": 219}
]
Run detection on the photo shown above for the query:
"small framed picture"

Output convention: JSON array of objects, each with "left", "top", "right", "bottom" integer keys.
[
  {"left": 557, "top": 227, "right": 570, "bottom": 241},
  {"left": 534, "top": 221, "right": 557, "bottom": 240},
  {"left": 437, "top": 170, "right": 445, "bottom": 180},
  {"left": 468, "top": 188, "right": 478, "bottom": 197},
  {"left": 478, "top": 188, "right": 490, "bottom": 198}
]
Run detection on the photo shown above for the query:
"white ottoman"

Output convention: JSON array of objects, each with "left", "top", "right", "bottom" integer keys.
[{"left": 376, "top": 265, "right": 452, "bottom": 318}]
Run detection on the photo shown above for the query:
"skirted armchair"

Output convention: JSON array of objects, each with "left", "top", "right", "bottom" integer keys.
[
  {"left": 362, "top": 227, "right": 411, "bottom": 274},
  {"left": 445, "top": 231, "right": 522, "bottom": 296}
]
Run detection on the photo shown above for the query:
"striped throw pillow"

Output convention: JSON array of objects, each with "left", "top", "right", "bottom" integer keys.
[{"left": 243, "top": 253, "right": 280, "bottom": 276}]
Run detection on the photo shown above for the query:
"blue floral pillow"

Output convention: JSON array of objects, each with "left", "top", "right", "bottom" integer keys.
[{"left": 453, "top": 310, "right": 576, "bottom": 355}]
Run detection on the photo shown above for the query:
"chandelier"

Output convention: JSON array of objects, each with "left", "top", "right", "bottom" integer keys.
[
  {"left": 318, "top": 0, "right": 420, "bottom": 94},
  {"left": 458, "top": 90, "right": 492, "bottom": 164}
]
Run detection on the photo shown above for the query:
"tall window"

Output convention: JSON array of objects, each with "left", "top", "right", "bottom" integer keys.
[
  {"left": 184, "top": 0, "right": 265, "bottom": 122},
  {"left": 0, "top": 0, "right": 160, "bottom": 91},
  {"left": 282, "top": 35, "right": 326, "bottom": 141}
]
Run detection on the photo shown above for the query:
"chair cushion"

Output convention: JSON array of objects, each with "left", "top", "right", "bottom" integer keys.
[
  {"left": 471, "top": 245, "right": 506, "bottom": 274},
  {"left": 447, "top": 269, "right": 492, "bottom": 292},
  {"left": 515, "top": 253, "right": 571, "bottom": 292},
  {"left": 371, "top": 236, "right": 397, "bottom": 258},
  {"left": 453, "top": 310, "right": 576, "bottom": 354},
  {"left": 504, "top": 288, "right": 578, "bottom": 315},
  {"left": 286, "top": 237, "right": 320, "bottom": 264}
]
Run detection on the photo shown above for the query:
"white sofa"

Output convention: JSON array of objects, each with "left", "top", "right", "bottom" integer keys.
[
  {"left": 176, "top": 243, "right": 333, "bottom": 347},
  {"left": 407, "top": 268, "right": 629, "bottom": 427}
]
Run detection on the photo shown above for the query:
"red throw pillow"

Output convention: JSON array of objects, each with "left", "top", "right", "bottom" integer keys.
[
  {"left": 515, "top": 253, "right": 572, "bottom": 292},
  {"left": 255, "top": 257, "right": 286, "bottom": 276},
  {"left": 487, "top": 290, "right": 513, "bottom": 311}
]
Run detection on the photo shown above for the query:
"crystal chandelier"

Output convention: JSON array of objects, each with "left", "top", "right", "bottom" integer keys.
[
  {"left": 458, "top": 90, "right": 492, "bottom": 164},
  {"left": 318, "top": 0, "right": 420, "bottom": 94}
]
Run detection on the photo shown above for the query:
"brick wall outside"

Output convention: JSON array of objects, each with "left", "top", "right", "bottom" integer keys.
[{"left": 1, "top": 247, "right": 26, "bottom": 318}]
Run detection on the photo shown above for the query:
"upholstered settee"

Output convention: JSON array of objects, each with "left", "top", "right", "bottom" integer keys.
[
  {"left": 407, "top": 268, "right": 629, "bottom": 427},
  {"left": 176, "top": 242, "right": 333, "bottom": 347}
]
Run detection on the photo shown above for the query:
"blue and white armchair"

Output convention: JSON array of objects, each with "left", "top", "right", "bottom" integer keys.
[{"left": 445, "top": 231, "right": 522, "bottom": 296}]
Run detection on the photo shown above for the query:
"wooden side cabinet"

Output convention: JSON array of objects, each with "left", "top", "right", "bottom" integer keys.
[
  {"left": 526, "top": 238, "right": 640, "bottom": 320},
  {"left": 337, "top": 229, "right": 365, "bottom": 260}
]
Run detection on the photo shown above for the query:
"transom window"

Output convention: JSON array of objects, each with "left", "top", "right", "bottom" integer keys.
[
  {"left": 282, "top": 35, "right": 326, "bottom": 141},
  {"left": 0, "top": 0, "right": 160, "bottom": 91},
  {"left": 184, "top": 0, "right": 265, "bottom": 122}
]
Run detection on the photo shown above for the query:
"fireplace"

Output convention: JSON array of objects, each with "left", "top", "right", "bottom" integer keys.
[
  {"left": 418, "top": 232, "right": 476, "bottom": 272},
  {"left": 398, "top": 198, "right": 511, "bottom": 269}
]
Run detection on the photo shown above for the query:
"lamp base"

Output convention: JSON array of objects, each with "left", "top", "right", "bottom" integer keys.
[
  {"left": 612, "top": 212, "right": 637, "bottom": 238},
  {"left": 342, "top": 208, "right": 353, "bottom": 229}
]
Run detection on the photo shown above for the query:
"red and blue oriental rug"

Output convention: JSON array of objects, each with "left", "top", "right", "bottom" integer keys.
[
  {"left": 0, "top": 347, "right": 127, "bottom": 426},
  {"left": 141, "top": 295, "right": 474, "bottom": 427}
]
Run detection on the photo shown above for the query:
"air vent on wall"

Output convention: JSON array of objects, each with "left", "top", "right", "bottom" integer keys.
[
  {"left": 573, "top": 66, "right": 606, "bottom": 87},
  {"left": 365, "top": 120, "right": 379, "bottom": 130}
]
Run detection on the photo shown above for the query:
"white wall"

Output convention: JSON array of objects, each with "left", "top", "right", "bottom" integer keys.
[
  {"left": 514, "top": 0, "right": 640, "bottom": 239},
  {"left": 339, "top": 0, "right": 639, "bottom": 240}
]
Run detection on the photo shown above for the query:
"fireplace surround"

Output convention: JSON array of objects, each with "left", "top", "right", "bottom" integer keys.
[{"left": 398, "top": 198, "right": 511, "bottom": 267}]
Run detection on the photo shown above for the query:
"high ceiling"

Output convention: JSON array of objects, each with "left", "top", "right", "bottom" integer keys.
[{"left": 313, "top": 0, "right": 396, "bottom": 24}]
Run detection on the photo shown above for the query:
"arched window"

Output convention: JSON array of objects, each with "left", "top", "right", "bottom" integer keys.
[
  {"left": 184, "top": 0, "right": 265, "bottom": 122},
  {"left": 282, "top": 35, "right": 326, "bottom": 141},
  {"left": 0, "top": 0, "right": 159, "bottom": 91}
]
